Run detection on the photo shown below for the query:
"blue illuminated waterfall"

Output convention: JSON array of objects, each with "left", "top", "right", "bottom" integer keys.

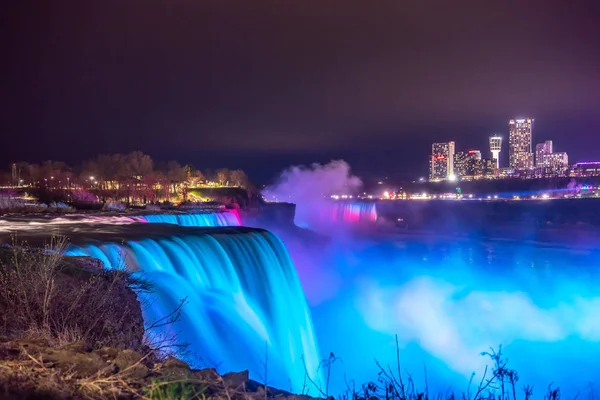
[
  {"left": 66, "top": 228, "right": 320, "bottom": 389},
  {"left": 139, "top": 212, "right": 240, "bottom": 227}
]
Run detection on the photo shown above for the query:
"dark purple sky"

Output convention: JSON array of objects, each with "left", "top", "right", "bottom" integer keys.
[{"left": 2, "top": 0, "right": 600, "bottom": 182}]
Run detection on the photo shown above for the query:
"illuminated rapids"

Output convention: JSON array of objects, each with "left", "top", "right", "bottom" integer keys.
[
  {"left": 0, "top": 211, "right": 241, "bottom": 231},
  {"left": 139, "top": 211, "right": 240, "bottom": 226},
  {"left": 65, "top": 226, "right": 320, "bottom": 389}
]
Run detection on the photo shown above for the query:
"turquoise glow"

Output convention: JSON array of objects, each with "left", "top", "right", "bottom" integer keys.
[
  {"left": 66, "top": 228, "right": 320, "bottom": 390},
  {"left": 140, "top": 212, "right": 240, "bottom": 227}
]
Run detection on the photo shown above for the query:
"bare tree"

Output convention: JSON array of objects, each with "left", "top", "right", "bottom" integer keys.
[
  {"left": 229, "top": 169, "right": 248, "bottom": 187},
  {"left": 216, "top": 168, "right": 230, "bottom": 186},
  {"left": 185, "top": 167, "right": 205, "bottom": 188},
  {"left": 167, "top": 161, "right": 186, "bottom": 194},
  {"left": 126, "top": 151, "right": 154, "bottom": 179}
]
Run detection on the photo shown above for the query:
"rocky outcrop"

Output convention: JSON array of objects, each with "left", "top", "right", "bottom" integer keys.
[
  {"left": 0, "top": 247, "right": 146, "bottom": 352},
  {"left": 0, "top": 339, "right": 321, "bottom": 400}
]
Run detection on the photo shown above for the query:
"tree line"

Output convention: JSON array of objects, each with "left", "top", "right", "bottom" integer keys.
[{"left": 2, "top": 151, "right": 250, "bottom": 203}]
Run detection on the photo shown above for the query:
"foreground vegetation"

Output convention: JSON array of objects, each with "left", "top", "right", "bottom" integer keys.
[
  {"left": 0, "top": 238, "right": 581, "bottom": 399},
  {"left": 0, "top": 337, "right": 309, "bottom": 400}
]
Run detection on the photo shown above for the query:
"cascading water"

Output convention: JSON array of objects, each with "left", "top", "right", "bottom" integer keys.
[
  {"left": 65, "top": 227, "right": 320, "bottom": 390},
  {"left": 293, "top": 201, "right": 378, "bottom": 230},
  {"left": 322, "top": 201, "right": 377, "bottom": 224}
]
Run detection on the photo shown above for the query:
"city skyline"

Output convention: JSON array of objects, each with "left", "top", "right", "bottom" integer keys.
[{"left": 428, "top": 117, "right": 575, "bottom": 181}]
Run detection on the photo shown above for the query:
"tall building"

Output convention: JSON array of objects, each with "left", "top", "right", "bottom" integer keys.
[
  {"left": 430, "top": 141, "right": 455, "bottom": 180},
  {"left": 454, "top": 152, "right": 469, "bottom": 177},
  {"left": 482, "top": 158, "right": 498, "bottom": 176},
  {"left": 489, "top": 136, "right": 502, "bottom": 169},
  {"left": 509, "top": 118, "right": 534, "bottom": 170},
  {"left": 535, "top": 140, "right": 553, "bottom": 168},
  {"left": 455, "top": 150, "right": 496, "bottom": 179}
]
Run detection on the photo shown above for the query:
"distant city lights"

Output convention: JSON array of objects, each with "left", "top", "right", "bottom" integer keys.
[
  {"left": 423, "top": 117, "right": 599, "bottom": 182},
  {"left": 325, "top": 185, "right": 597, "bottom": 202}
]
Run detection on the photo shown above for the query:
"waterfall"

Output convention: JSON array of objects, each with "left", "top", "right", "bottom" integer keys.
[
  {"left": 320, "top": 202, "right": 377, "bottom": 224},
  {"left": 65, "top": 227, "right": 320, "bottom": 390}
]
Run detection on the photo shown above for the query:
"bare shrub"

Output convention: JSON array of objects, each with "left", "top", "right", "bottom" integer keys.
[
  {"left": 0, "top": 236, "right": 148, "bottom": 351},
  {"left": 142, "top": 296, "right": 190, "bottom": 361},
  {"left": 70, "top": 188, "right": 98, "bottom": 203}
]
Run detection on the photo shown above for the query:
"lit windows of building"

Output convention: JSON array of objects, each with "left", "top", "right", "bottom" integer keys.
[
  {"left": 509, "top": 118, "right": 534, "bottom": 170},
  {"left": 454, "top": 152, "right": 469, "bottom": 177},
  {"left": 429, "top": 141, "right": 455, "bottom": 181},
  {"left": 574, "top": 162, "right": 600, "bottom": 177},
  {"left": 543, "top": 152, "right": 568, "bottom": 175},
  {"left": 482, "top": 158, "right": 497, "bottom": 177},
  {"left": 453, "top": 150, "right": 488, "bottom": 179},
  {"left": 469, "top": 149, "right": 482, "bottom": 160},
  {"left": 535, "top": 140, "right": 553, "bottom": 168},
  {"left": 489, "top": 136, "right": 502, "bottom": 169}
]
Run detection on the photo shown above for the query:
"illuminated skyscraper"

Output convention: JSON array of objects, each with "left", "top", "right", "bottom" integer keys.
[
  {"left": 454, "top": 152, "right": 469, "bottom": 177},
  {"left": 429, "top": 141, "right": 455, "bottom": 180},
  {"left": 489, "top": 136, "right": 502, "bottom": 169},
  {"left": 535, "top": 140, "right": 553, "bottom": 168},
  {"left": 509, "top": 118, "right": 534, "bottom": 170},
  {"left": 454, "top": 150, "right": 484, "bottom": 178}
]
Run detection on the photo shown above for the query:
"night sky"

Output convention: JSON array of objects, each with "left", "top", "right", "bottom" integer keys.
[{"left": 2, "top": 1, "right": 600, "bottom": 183}]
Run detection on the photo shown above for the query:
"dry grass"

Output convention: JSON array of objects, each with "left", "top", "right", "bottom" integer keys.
[
  {"left": 0, "top": 340, "right": 266, "bottom": 400},
  {"left": 299, "top": 337, "right": 577, "bottom": 400},
  {"left": 0, "top": 236, "right": 148, "bottom": 352}
]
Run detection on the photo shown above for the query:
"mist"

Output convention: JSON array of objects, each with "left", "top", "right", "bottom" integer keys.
[
  {"left": 276, "top": 231, "right": 600, "bottom": 397},
  {"left": 262, "top": 160, "right": 362, "bottom": 229}
]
